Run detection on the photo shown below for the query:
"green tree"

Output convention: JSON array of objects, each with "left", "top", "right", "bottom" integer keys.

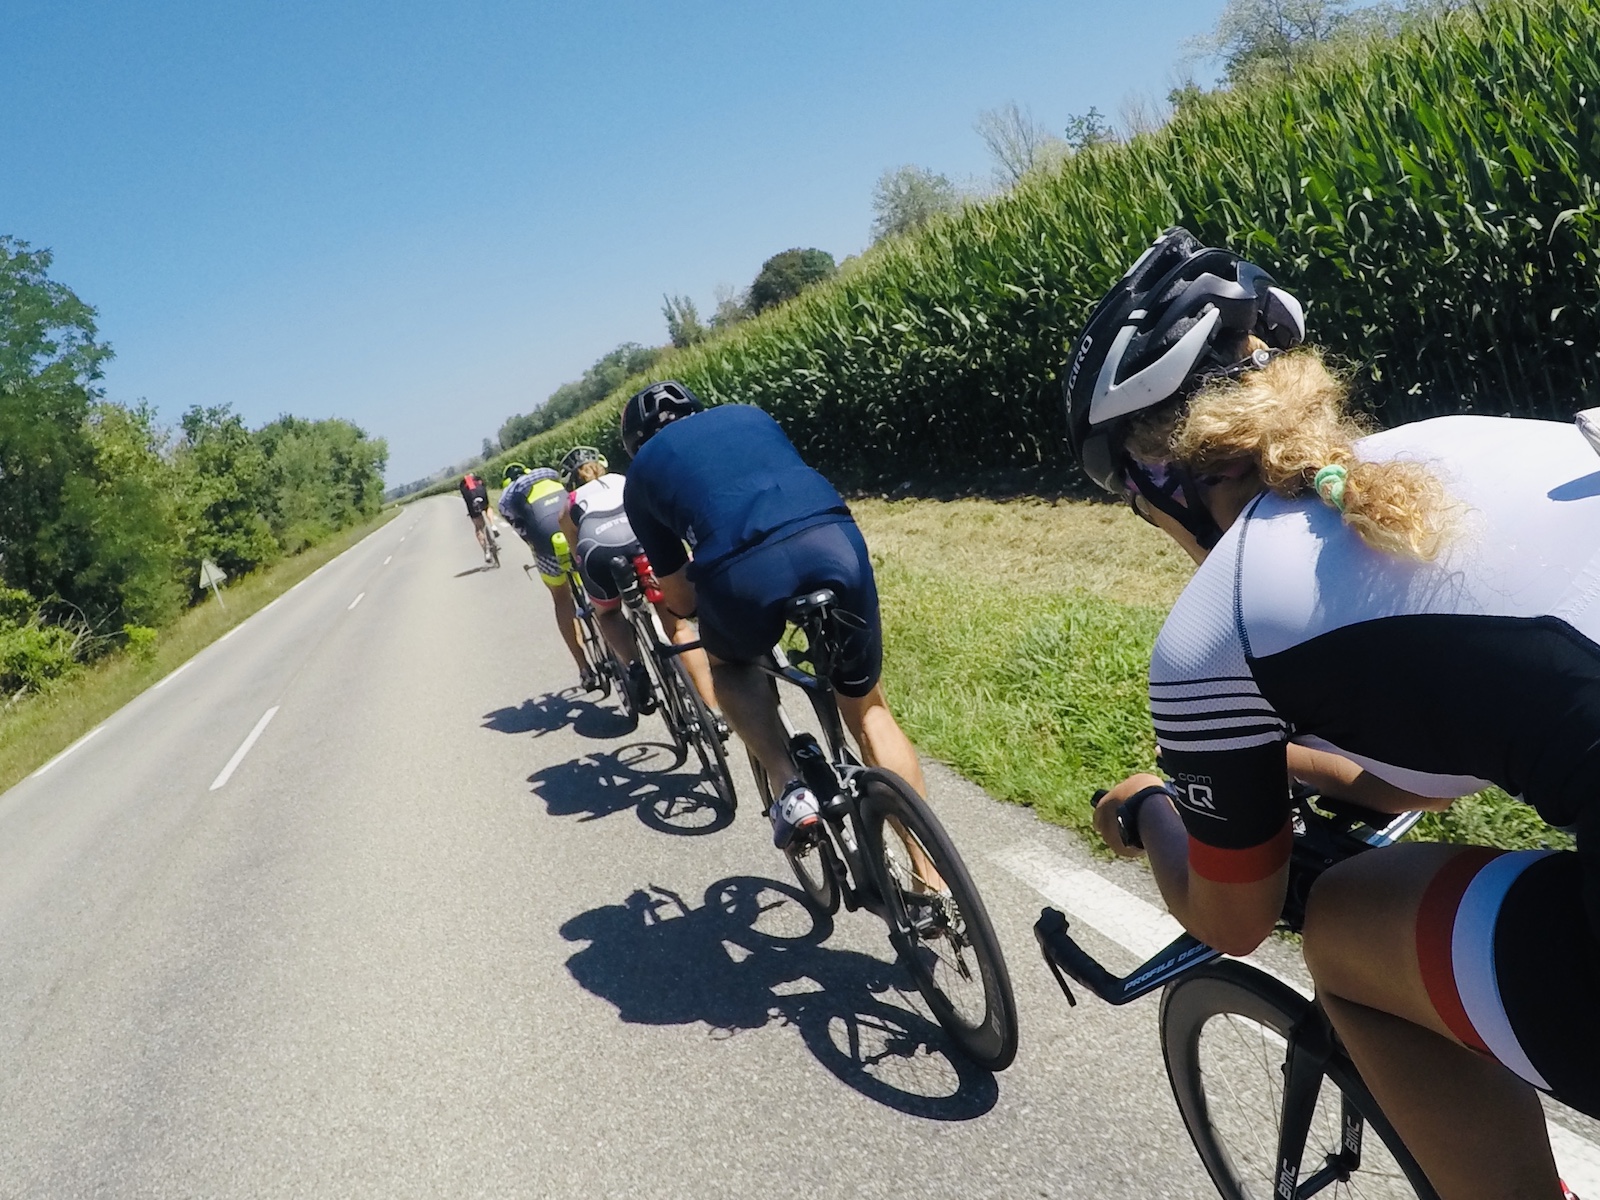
[
  {"left": 1063, "top": 107, "right": 1117, "bottom": 151},
  {"left": 497, "top": 342, "right": 665, "bottom": 450},
  {"left": 662, "top": 294, "right": 708, "bottom": 348},
  {"left": 747, "top": 249, "right": 837, "bottom": 314},
  {"left": 176, "top": 404, "right": 278, "bottom": 582},
  {"left": 870, "top": 166, "right": 960, "bottom": 242}
]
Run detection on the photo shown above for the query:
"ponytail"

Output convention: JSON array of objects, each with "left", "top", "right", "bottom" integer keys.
[{"left": 1144, "top": 350, "right": 1453, "bottom": 560}]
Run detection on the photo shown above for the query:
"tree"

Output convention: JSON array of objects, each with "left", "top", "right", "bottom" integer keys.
[
  {"left": 1191, "top": 0, "right": 1354, "bottom": 82},
  {"left": 496, "top": 342, "right": 666, "bottom": 449},
  {"left": 870, "top": 166, "right": 960, "bottom": 243},
  {"left": 175, "top": 404, "right": 279, "bottom": 580},
  {"left": 1063, "top": 107, "right": 1117, "bottom": 152},
  {"left": 662, "top": 294, "right": 708, "bottom": 348},
  {"left": 975, "top": 102, "right": 1068, "bottom": 187},
  {"left": 711, "top": 283, "right": 751, "bottom": 330},
  {"left": 747, "top": 249, "right": 837, "bottom": 315}
]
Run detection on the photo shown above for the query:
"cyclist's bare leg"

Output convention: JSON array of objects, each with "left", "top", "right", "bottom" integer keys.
[
  {"left": 837, "top": 686, "right": 943, "bottom": 890},
  {"left": 838, "top": 684, "right": 927, "bottom": 795},
  {"left": 710, "top": 658, "right": 796, "bottom": 792},
  {"left": 547, "top": 583, "right": 587, "bottom": 674},
  {"left": 471, "top": 513, "right": 488, "bottom": 551},
  {"left": 596, "top": 606, "right": 639, "bottom": 665},
  {"left": 1304, "top": 843, "right": 1560, "bottom": 1200},
  {"left": 656, "top": 602, "right": 718, "bottom": 709}
]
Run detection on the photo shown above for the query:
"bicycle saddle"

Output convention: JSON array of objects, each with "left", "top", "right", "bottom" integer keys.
[{"left": 784, "top": 590, "right": 836, "bottom": 623}]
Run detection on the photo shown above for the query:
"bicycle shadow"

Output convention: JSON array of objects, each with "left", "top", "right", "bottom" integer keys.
[
  {"left": 559, "top": 876, "right": 998, "bottom": 1120},
  {"left": 454, "top": 565, "right": 498, "bottom": 577},
  {"left": 528, "top": 740, "right": 734, "bottom": 836},
  {"left": 483, "top": 689, "right": 636, "bottom": 741}
]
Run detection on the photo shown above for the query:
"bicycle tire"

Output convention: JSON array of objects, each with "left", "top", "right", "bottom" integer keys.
[
  {"left": 857, "top": 769, "right": 1018, "bottom": 1072},
  {"left": 634, "top": 615, "right": 690, "bottom": 755},
  {"left": 748, "top": 748, "right": 840, "bottom": 914},
  {"left": 576, "top": 606, "right": 612, "bottom": 698},
  {"left": 1160, "top": 961, "right": 1437, "bottom": 1200},
  {"left": 672, "top": 657, "right": 737, "bottom": 813}
]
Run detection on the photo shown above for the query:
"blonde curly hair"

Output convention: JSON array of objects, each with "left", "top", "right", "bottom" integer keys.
[{"left": 1126, "top": 349, "right": 1453, "bottom": 560}]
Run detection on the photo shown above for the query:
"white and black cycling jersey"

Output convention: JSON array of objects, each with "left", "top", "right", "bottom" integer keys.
[{"left": 1151, "top": 414, "right": 1600, "bottom": 884}]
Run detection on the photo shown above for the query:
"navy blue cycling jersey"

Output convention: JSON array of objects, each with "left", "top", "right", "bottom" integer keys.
[{"left": 623, "top": 404, "right": 851, "bottom": 580}]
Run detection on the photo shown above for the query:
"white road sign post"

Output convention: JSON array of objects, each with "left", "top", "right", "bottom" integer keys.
[{"left": 199, "top": 559, "right": 227, "bottom": 609}]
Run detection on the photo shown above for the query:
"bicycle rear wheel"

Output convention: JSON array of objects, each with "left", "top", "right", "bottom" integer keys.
[
  {"left": 857, "top": 769, "right": 1017, "bottom": 1072},
  {"left": 1161, "top": 961, "right": 1436, "bottom": 1199},
  {"left": 748, "top": 749, "right": 839, "bottom": 914}
]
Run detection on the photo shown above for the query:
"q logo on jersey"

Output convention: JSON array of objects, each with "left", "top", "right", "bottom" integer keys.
[{"left": 1172, "top": 775, "right": 1221, "bottom": 820}]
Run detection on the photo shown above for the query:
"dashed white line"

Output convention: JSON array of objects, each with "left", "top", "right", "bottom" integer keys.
[
  {"left": 152, "top": 660, "right": 194, "bottom": 690},
  {"left": 32, "top": 727, "right": 104, "bottom": 778},
  {"left": 992, "top": 839, "right": 1600, "bottom": 1181},
  {"left": 383, "top": 555, "right": 392, "bottom": 565},
  {"left": 347, "top": 592, "right": 365, "bottom": 611},
  {"left": 210, "top": 707, "right": 279, "bottom": 791}
]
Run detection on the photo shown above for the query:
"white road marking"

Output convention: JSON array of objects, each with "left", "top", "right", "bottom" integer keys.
[
  {"left": 32, "top": 727, "right": 103, "bottom": 778},
  {"left": 993, "top": 839, "right": 1600, "bottom": 1175},
  {"left": 1552, "top": 1122, "right": 1600, "bottom": 1194},
  {"left": 399, "top": 536, "right": 406, "bottom": 543},
  {"left": 218, "top": 624, "right": 241, "bottom": 643},
  {"left": 209, "top": 707, "right": 279, "bottom": 791},
  {"left": 152, "top": 659, "right": 194, "bottom": 690},
  {"left": 347, "top": 592, "right": 365, "bottom": 611},
  {"left": 383, "top": 555, "right": 392, "bottom": 565}
]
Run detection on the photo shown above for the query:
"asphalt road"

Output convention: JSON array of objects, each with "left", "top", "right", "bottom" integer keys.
[{"left": 3, "top": 495, "right": 1597, "bottom": 1198}]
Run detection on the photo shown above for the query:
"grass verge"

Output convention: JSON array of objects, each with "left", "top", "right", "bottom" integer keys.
[
  {"left": 856, "top": 495, "right": 1571, "bottom": 853},
  {"left": 0, "top": 507, "right": 400, "bottom": 797}
]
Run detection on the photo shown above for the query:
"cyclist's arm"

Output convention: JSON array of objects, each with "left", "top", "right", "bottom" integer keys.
[
  {"left": 1096, "top": 770, "right": 1287, "bottom": 957},
  {"left": 1285, "top": 744, "right": 1451, "bottom": 813}
]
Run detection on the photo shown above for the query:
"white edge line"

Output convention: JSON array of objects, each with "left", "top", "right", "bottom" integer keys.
[
  {"left": 209, "top": 706, "right": 280, "bottom": 791},
  {"left": 218, "top": 624, "right": 241, "bottom": 642},
  {"left": 152, "top": 659, "right": 194, "bottom": 690},
  {"left": 992, "top": 841, "right": 1600, "bottom": 1170},
  {"left": 32, "top": 726, "right": 104, "bottom": 778},
  {"left": 347, "top": 592, "right": 365, "bottom": 611}
]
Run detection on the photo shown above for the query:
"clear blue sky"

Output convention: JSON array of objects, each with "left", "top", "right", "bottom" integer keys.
[{"left": 5, "top": 0, "right": 1226, "bottom": 485}]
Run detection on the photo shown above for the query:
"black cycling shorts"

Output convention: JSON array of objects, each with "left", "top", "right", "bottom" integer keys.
[
  {"left": 1417, "top": 847, "right": 1600, "bottom": 1118},
  {"left": 696, "top": 519, "right": 882, "bottom": 698}
]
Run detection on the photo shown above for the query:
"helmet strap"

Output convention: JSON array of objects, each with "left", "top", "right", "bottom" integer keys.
[{"left": 1122, "top": 458, "right": 1225, "bottom": 550}]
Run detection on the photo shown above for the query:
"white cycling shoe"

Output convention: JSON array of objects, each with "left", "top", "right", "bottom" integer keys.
[{"left": 771, "top": 782, "right": 821, "bottom": 850}]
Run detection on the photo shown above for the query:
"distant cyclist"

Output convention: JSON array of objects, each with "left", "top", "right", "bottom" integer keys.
[
  {"left": 1069, "top": 226, "right": 1600, "bottom": 1199},
  {"left": 458, "top": 471, "right": 500, "bottom": 563},
  {"left": 497, "top": 462, "right": 596, "bottom": 691},
  {"left": 620, "top": 381, "right": 927, "bottom": 851}
]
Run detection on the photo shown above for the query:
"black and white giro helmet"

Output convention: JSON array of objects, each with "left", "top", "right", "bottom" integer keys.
[
  {"left": 621, "top": 380, "right": 703, "bottom": 458},
  {"left": 1064, "top": 226, "right": 1306, "bottom": 496}
]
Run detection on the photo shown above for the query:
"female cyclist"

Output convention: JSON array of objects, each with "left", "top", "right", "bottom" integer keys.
[{"left": 1068, "top": 227, "right": 1598, "bottom": 1200}]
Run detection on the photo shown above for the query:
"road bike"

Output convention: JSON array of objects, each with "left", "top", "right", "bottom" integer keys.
[
  {"left": 1034, "top": 790, "right": 1435, "bottom": 1199},
  {"left": 740, "top": 588, "right": 1018, "bottom": 1072},
  {"left": 549, "top": 533, "right": 631, "bottom": 712},
  {"left": 485, "top": 521, "right": 502, "bottom": 568},
  {"left": 606, "top": 552, "right": 737, "bottom": 814}
]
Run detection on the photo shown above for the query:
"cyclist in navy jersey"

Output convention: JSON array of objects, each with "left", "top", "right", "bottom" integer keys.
[
  {"left": 1068, "top": 227, "right": 1597, "bottom": 1200},
  {"left": 620, "top": 382, "right": 927, "bottom": 851}
]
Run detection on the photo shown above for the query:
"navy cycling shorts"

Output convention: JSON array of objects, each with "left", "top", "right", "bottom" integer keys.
[{"left": 696, "top": 519, "right": 882, "bottom": 698}]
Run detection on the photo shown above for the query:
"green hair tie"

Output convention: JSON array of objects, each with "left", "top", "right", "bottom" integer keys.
[{"left": 1313, "top": 464, "right": 1349, "bottom": 513}]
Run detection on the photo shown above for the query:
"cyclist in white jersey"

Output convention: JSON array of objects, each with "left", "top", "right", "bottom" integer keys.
[{"left": 1066, "top": 227, "right": 1596, "bottom": 1200}]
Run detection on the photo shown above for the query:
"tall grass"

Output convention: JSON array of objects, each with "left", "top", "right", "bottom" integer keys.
[{"left": 483, "top": 0, "right": 1600, "bottom": 488}]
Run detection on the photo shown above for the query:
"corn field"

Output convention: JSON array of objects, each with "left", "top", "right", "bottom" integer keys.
[{"left": 488, "top": 0, "right": 1600, "bottom": 487}]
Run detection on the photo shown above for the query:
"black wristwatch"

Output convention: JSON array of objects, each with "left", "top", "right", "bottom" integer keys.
[{"left": 1115, "top": 784, "right": 1173, "bottom": 850}]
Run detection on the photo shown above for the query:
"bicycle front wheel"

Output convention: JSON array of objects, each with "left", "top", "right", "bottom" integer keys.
[
  {"left": 1161, "top": 961, "right": 1436, "bottom": 1200},
  {"left": 857, "top": 769, "right": 1017, "bottom": 1072},
  {"left": 673, "top": 659, "right": 737, "bottom": 813}
]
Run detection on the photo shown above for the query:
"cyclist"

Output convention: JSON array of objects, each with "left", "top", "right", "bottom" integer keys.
[
  {"left": 556, "top": 445, "right": 719, "bottom": 718},
  {"left": 497, "top": 461, "right": 596, "bottom": 691},
  {"left": 458, "top": 470, "right": 500, "bottom": 562},
  {"left": 1068, "top": 226, "right": 1598, "bottom": 1199},
  {"left": 620, "top": 381, "right": 928, "bottom": 851}
]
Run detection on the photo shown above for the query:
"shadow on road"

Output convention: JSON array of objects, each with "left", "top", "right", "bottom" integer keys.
[
  {"left": 454, "top": 565, "right": 498, "bottom": 577},
  {"left": 483, "top": 689, "right": 637, "bottom": 741},
  {"left": 529, "top": 741, "right": 734, "bottom": 836},
  {"left": 560, "top": 876, "right": 998, "bottom": 1120}
]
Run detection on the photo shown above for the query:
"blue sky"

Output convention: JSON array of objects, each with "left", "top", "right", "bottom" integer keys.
[{"left": 5, "top": 0, "right": 1226, "bottom": 484}]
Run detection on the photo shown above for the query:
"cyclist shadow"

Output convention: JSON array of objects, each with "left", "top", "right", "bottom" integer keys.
[
  {"left": 559, "top": 876, "right": 998, "bottom": 1120},
  {"left": 453, "top": 565, "right": 497, "bottom": 577},
  {"left": 483, "top": 689, "right": 635, "bottom": 741},
  {"left": 528, "top": 741, "right": 734, "bottom": 836}
]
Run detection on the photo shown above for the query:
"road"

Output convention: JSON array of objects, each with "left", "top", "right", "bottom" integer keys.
[{"left": 2, "top": 495, "right": 1597, "bottom": 1198}]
